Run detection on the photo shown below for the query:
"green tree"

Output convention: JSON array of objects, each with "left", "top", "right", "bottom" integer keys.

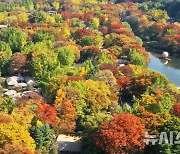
[
  {"left": 0, "top": 41, "right": 12, "bottom": 75},
  {"left": 151, "top": 117, "right": 180, "bottom": 154},
  {"left": 30, "top": 117, "right": 54, "bottom": 153},
  {"left": 0, "top": 97, "right": 14, "bottom": 114},
  {"left": 0, "top": 28, "right": 27, "bottom": 52},
  {"left": 97, "top": 52, "right": 114, "bottom": 65},
  {"left": 129, "top": 48, "right": 146, "bottom": 66},
  {"left": 22, "top": 0, "right": 34, "bottom": 11},
  {"left": 33, "top": 30, "right": 55, "bottom": 43},
  {"left": 31, "top": 11, "right": 46, "bottom": 23},
  {"left": 56, "top": 47, "right": 75, "bottom": 66},
  {"left": 29, "top": 51, "right": 59, "bottom": 81}
]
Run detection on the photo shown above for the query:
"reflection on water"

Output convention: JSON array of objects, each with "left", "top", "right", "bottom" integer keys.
[{"left": 148, "top": 52, "right": 180, "bottom": 86}]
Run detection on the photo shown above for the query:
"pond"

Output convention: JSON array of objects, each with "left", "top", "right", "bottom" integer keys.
[{"left": 148, "top": 52, "right": 180, "bottom": 87}]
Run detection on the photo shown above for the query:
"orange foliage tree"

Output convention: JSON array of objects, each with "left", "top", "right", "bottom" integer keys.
[
  {"left": 137, "top": 106, "right": 172, "bottom": 135},
  {"left": 94, "top": 113, "right": 146, "bottom": 154},
  {"left": 36, "top": 103, "right": 57, "bottom": 126},
  {"left": 54, "top": 89, "right": 77, "bottom": 133},
  {"left": 115, "top": 75, "right": 131, "bottom": 89},
  {"left": 172, "top": 104, "right": 180, "bottom": 117},
  {"left": 0, "top": 143, "right": 38, "bottom": 154}
]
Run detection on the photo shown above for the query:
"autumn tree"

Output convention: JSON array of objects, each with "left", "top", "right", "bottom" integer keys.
[
  {"left": 81, "top": 46, "right": 101, "bottom": 61},
  {"left": 95, "top": 69, "right": 117, "bottom": 91},
  {"left": 54, "top": 90, "right": 77, "bottom": 133},
  {"left": 115, "top": 75, "right": 131, "bottom": 89},
  {"left": 61, "top": 80, "right": 120, "bottom": 131},
  {"left": 9, "top": 53, "right": 27, "bottom": 75},
  {"left": 172, "top": 104, "right": 180, "bottom": 117},
  {"left": 0, "top": 120, "right": 36, "bottom": 151},
  {"left": 78, "top": 35, "right": 103, "bottom": 47},
  {"left": 94, "top": 113, "right": 146, "bottom": 154},
  {"left": 75, "top": 29, "right": 94, "bottom": 39},
  {"left": 36, "top": 103, "right": 57, "bottom": 126},
  {"left": 28, "top": 50, "right": 59, "bottom": 81},
  {"left": 136, "top": 106, "right": 172, "bottom": 135},
  {"left": 135, "top": 90, "right": 175, "bottom": 114},
  {"left": 89, "top": 17, "right": 100, "bottom": 29},
  {"left": 0, "top": 143, "right": 35, "bottom": 154},
  {"left": 52, "top": 1, "right": 60, "bottom": 11},
  {"left": 45, "top": 75, "right": 68, "bottom": 103}
]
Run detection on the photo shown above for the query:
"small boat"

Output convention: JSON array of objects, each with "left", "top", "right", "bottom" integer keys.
[
  {"left": 162, "top": 52, "right": 169, "bottom": 59},
  {"left": 160, "top": 52, "right": 171, "bottom": 61}
]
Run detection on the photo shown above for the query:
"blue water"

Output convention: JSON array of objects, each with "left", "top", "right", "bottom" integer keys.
[{"left": 148, "top": 52, "right": 180, "bottom": 86}]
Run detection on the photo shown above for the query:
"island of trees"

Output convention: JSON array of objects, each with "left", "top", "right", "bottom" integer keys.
[{"left": 0, "top": 0, "right": 180, "bottom": 153}]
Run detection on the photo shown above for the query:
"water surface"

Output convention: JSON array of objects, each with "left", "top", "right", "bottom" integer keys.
[{"left": 148, "top": 52, "right": 180, "bottom": 86}]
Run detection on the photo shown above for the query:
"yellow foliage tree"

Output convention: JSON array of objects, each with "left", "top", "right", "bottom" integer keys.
[
  {"left": 60, "top": 23, "right": 71, "bottom": 39},
  {"left": 0, "top": 122, "right": 35, "bottom": 150},
  {"left": 52, "top": 1, "right": 60, "bottom": 11},
  {"left": 137, "top": 106, "right": 172, "bottom": 135},
  {"left": 91, "top": 17, "right": 100, "bottom": 29},
  {"left": 11, "top": 105, "right": 35, "bottom": 130},
  {"left": 0, "top": 12, "right": 8, "bottom": 23},
  {"left": 17, "top": 13, "right": 29, "bottom": 23},
  {"left": 54, "top": 89, "right": 77, "bottom": 133}
]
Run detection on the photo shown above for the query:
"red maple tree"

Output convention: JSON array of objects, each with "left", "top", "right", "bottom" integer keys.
[
  {"left": 36, "top": 103, "right": 57, "bottom": 126},
  {"left": 115, "top": 75, "right": 131, "bottom": 88},
  {"left": 94, "top": 113, "right": 146, "bottom": 154},
  {"left": 172, "top": 104, "right": 180, "bottom": 117}
]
